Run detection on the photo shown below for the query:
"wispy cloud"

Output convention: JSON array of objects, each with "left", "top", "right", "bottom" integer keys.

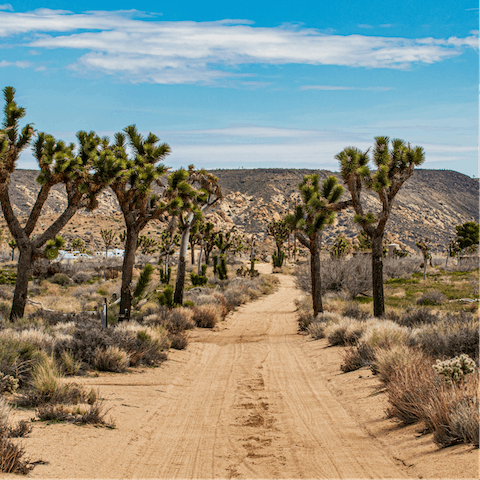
[
  {"left": 0, "top": 4, "right": 12, "bottom": 11},
  {"left": 300, "top": 85, "right": 393, "bottom": 91},
  {"left": 0, "top": 60, "right": 32, "bottom": 68},
  {"left": 0, "top": 9, "right": 477, "bottom": 85}
]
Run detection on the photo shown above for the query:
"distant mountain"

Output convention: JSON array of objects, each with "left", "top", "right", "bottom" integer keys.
[{"left": 3, "top": 168, "right": 478, "bottom": 254}]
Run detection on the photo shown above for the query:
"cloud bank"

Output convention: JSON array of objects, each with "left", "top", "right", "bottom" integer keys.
[{"left": 0, "top": 9, "right": 477, "bottom": 85}]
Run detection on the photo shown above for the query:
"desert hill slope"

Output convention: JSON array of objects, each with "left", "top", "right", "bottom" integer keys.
[{"left": 3, "top": 168, "right": 478, "bottom": 254}]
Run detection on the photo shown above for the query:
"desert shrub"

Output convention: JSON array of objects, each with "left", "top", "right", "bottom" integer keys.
[
  {"left": 340, "top": 343, "right": 376, "bottom": 372},
  {"left": 385, "top": 356, "right": 438, "bottom": 425},
  {"left": 193, "top": 305, "right": 221, "bottom": 328},
  {"left": 360, "top": 320, "right": 410, "bottom": 350},
  {"left": 416, "top": 290, "right": 447, "bottom": 306},
  {"left": 50, "top": 273, "right": 72, "bottom": 286},
  {"left": 93, "top": 346, "right": 130, "bottom": 373},
  {"left": 0, "top": 328, "right": 56, "bottom": 353},
  {"left": 371, "top": 345, "right": 426, "bottom": 385},
  {"left": 0, "top": 372, "right": 19, "bottom": 394},
  {"left": 307, "top": 321, "right": 327, "bottom": 340},
  {"left": 410, "top": 312, "right": 479, "bottom": 361},
  {"left": 22, "top": 355, "right": 96, "bottom": 407},
  {"left": 164, "top": 307, "right": 195, "bottom": 334},
  {"left": 433, "top": 393, "right": 479, "bottom": 447},
  {"left": 71, "top": 271, "right": 93, "bottom": 284},
  {"left": 168, "top": 333, "right": 188, "bottom": 350},
  {"left": 324, "top": 317, "right": 367, "bottom": 346},
  {"left": 383, "top": 257, "right": 420, "bottom": 279},
  {"left": 396, "top": 308, "right": 439, "bottom": 328},
  {"left": 36, "top": 400, "right": 115, "bottom": 428},
  {"left": 295, "top": 296, "right": 314, "bottom": 331},
  {"left": 0, "top": 398, "right": 33, "bottom": 474},
  {"left": 342, "top": 302, "right": 370, "bottom": 321},
  {"left": 0, "top": 268, "right": 16, "bottom": 285},
  {"left": 57, "top": 350, "right": 82, "bottom": 376},
  {"left": 433, "top": 354, "right": 476, "bottom": 383}
]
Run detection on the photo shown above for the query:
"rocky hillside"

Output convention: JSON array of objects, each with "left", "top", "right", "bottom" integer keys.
[{"left": 2, "top": 168, "right": 478, "bottom": 255}]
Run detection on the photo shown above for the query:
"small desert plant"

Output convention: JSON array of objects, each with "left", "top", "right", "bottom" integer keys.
[
  {"left": 324, "top": 317, "right": 367, "bottom": 346},
  {"left": 416, "top": 290, "right": 447, "bottom": 306},
  {"left": 36, "top": 400, "right": 115, "bottom": 428},
  {"left": 168, "top": 333, "right": 188, "bottom": 350},
  {"left": 50, "top": 273, "right": 71, "bottom": 286},
  {"left": 0, "top": 372, "right": 18, "bottom": 394},
  {"left": 342, "top": 302, "right": 370, "bottom": 321},
  {"left": 433, "top": 354, "right": 476, "bottom": 383},
  {"left": 158, "top": 285, "right": 175, "bottom": 308},
  {"left": 193, "top": 305, "right": 221, "bottom": 328},
  {"left": 57, "top": 350, "right": 82, "bottom": 376},
  {"left": 164, "top": 307, "right": 195, "bottom": 334},
  {"left": 92, "top": 346, "right": 130, "bottom": 373},
  {"left": 0, "top": 398, "right": 33, "bottom": 474},
  {"left": 396, "top": 308, "right": 439, "bottom": 328},
  {"left": 340, "top": 343, "right": 376, "bottom": 372}
]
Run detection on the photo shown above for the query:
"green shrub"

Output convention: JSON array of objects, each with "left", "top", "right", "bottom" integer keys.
[
  {"left": 190, "top": 272, "right": 208, "bottom": 286},
  {"left": 50, "top": 273, "right": 71, "bottom": 286},
  {"left": 0, "top": 269, "right": 16, "bottom": 285},
  {"left": 158, "top": 286, "right": 175, "bottom": 308}
]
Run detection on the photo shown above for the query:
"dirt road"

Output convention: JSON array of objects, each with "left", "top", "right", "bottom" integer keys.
[{"left": 23, "top": 268, "right": 477, "bottom": 479}]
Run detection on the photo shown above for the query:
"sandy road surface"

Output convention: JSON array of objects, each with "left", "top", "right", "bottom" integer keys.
[{"left": 21, "top": 266, "right": 477, "bottom": 479}]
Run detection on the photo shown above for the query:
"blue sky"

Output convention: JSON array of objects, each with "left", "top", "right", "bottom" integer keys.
[{"left": 1, "top": 1, "right": 478, "bottom": 176}]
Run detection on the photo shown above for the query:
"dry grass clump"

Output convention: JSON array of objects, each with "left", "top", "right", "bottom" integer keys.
[
  {"left": 324, "top": 317, "right": 370, "bottom": 346},
  {"left": 340, "top": 343, "right": 375, "bottom": 372},
  {"left": 0, "top": 398, "right": 33, "bottom": 474},
  {"left": 416, "top": 290, "right": 447, "bottom": 306},
  {"left": 409, "top": 312, "right": 479, "bottom": 361},
  {"left": 192, "top": 305, "right": 221, "bottom": 328},
  {"left": 0, "top": 328, "right": 55, "bottom": 353},
  {"left": 167, "top": 333, "right": 188, "bottom": 350},
  {"left": 294, "top": 295, "right": 314, "bottom": 331},
  {"left": 164, "top": 307, "right": 195, "bottom": 334},
  {"left": 92, "top": 346, "right": 130, "bottom": 373},
  {"left": 395, "top": 308, "right": 439, "bottom": 328},
  {"left": 361, "top": 320, "right": 410, "bottom": 350},
  {"left": 36, "top": 400, "right": 115, "bottom": 428},
  {"left": 342, "top": 302, "right": 370, "bottom": 321}
]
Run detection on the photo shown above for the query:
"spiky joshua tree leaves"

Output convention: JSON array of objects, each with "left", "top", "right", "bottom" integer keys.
[
  {"left": 336, "top": 136, "right": 425, "bottom": 317},
  {"left": 0, "top": 87, "right": 111, "bottom": 320},
  {"left": 101, "top": 125, "right": 171, "bottom": 318},
  {"left": 167, "top": 165, "right": 222, "bottom": 305},
  {"left": 267, "top": 219, "right": 289, "bottom": 268},
  {"left": 285, "top": 174, "right": 351, "bottom": 316}
]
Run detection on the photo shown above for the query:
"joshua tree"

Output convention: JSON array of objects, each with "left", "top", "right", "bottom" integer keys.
[
  {"left": 415, "top": 237, "right": 431, "bottom": 280},
  {"left": 267, "top": 219, "right": 289, "bottom": 267},
  {"left": 201, "top": 221, "right": 216, "bottom": 266},
  {"left": 71, "top": 238, "right": 85, "bottom": 253},
  {"left": 285, "top": 174, "right": 351, "bottom": 316},
  {"left": 7, "top": 238, "right": 16, "bottom": 261},
  {"left": 100, "top": 229, "right": 116, "bottom": 259},
  {"left": 0, "top": 87, "right": 109, "bottom": 319},
  {"left": 167, "top": 166, "right": 222, "bottom": 305},
  {"left": 455, "top": 221, "right": 479, "bottom": 254},
  {"left": 330, "top": 234, "right": 352, "bottom": 259},
  {"left": 137, "top": 235, "right": 157, "bottom": 255},
  {"left": 336, "top": 136, "right": 425, "bottom": 317},
  {"left": 102, "top": 125, "right": 170, "bottom": 318}
]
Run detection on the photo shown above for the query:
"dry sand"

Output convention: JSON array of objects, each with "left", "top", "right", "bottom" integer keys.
[{"left": 10, "top": 265, "right": 479, "bottom": 479}]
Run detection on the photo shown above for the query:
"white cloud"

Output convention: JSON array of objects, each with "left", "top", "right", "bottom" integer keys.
[
  {"left": 0, "top": 60, "right": 32, "bottom": 68},
  {"left": 0, "top": 9, "right": 477, "bottom": 85},
  {"left": 0, "top": 4, "right": 12, "bottom": 11},
  {"left": 300, "top": 85, "right": 392, "bottom": 91}
]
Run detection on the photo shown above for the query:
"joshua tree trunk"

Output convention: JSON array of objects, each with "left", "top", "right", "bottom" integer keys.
[
  {"left": 371, "top": 235, "right": 385, "bottom": 317},
  {"left": 174, "top": 226, "right": 191, "bottom": 305},
  {"left": 197, "top": 239, "right": 204, "bottom": 275},
  {"left": 119, "top": 227, "right": 139, "bottom": 319},
  {"left": 310, "top": 233, "right": 323, "bottom": 316},
  {"left": 10, "top": 246, "right": 34, "bottom": 321}
]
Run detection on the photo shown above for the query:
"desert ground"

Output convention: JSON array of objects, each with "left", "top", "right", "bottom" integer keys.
[{"left": 6, "top": 264, "right": 477, "bottom": 480}]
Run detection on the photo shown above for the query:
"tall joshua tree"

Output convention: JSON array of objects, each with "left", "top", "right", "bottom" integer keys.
[
  {"left": 103, "top": 125, "right": 170, "bottom": 318},
  {"left": 267, "top": 219, "right": 290, "bottom": 267},
  {"left": 167, "top": 166, "right": 222, "bottom": 305},
  {"left": 336, "top": 136, "right": 425, "bottom": 317},
  {"left": 285, "top": 174, "right": 351, "bottom": 316},
  {"left": 0, "top": 87, "right": 108, "bottom": 319}
]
